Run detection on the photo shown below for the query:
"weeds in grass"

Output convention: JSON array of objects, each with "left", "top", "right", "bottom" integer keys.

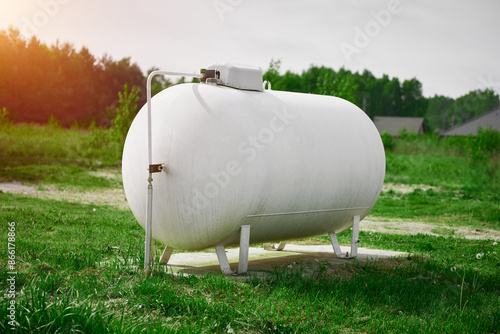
[
  {"left": 1, "top": 194, "right": 499, "bottom": 333},
  {"left": 372, "top": 187, "right": 500, "bottom": 229},
  {"left": 0, "top": 121, "right": 121, "bottom": 167},
  {"left": 452, "top": 267, "right": 469, "bottom": 312}
]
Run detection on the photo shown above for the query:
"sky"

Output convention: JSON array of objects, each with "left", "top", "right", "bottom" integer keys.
[{"left": 0, "top": 0, "right": 499, "bottom": 98}]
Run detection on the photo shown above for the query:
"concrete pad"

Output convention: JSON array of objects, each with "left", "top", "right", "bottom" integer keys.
[{"left": 163, "top": 244, "right": 407, "bottom": 277}]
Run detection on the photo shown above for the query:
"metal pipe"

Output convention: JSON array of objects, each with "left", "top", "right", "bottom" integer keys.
[
  {"left": 144, "top": 181, "right": 153, "bottom": 269},
  {"left": 144, "top": 70, "right": 203, "bottom": 270}
]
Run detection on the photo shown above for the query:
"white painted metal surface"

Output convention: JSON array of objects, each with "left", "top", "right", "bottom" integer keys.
[{"left": 122, "top": 81, "right": 385, "bottom": 252}]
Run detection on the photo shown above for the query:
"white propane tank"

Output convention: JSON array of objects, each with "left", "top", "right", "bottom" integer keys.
[{"left": 122, "top": 64, "right": 385, "bottom": 253}]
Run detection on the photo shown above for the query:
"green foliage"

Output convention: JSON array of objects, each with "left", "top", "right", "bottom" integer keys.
[
  {"left": 0, "top": 118, "right": 121, "bottom": 166},
  {"left": 469, "top": 126, "right": 500, "bottom": 161},
  {"left": 385, "top": 147, "right": 499, "bottom": 195},
  {"left": 262, "top": 60, "right": 497, "bottom": 130},
  {"left": 425, "top": 95, "right": 454, "bottom": 132},
  {"left": 380, "top": 131, "right": 394, "bottom": 151},
  {"left": 147, "top": 67, "right": 173, "bottom": 97},
  {"left": 85, "top": 126, "right": 123, "bottom": 164},
  {"left": 262, "top": 62, "right": 428, "bottom": 118},
  {"left": 401, "top": 78, "right": 428, "bottom": 117},
  {"left": 262, "top": 58, "right": 281, "bottom": 84},
  {"left": 398, "top": 127, "right": 420, "bottom": 141},
  {"left": 45, "top": 115, "right": 62, "bottom": 129},
  {"left": 426, "top": 89, "right": 499, "bottom": 131},
  {"left": 0, "top": 27, "right": 145, "bottom": 126},
  {"left": 0, "top": 84, "right": 142, "bottom": 172},
  {"left": 318, "top": 67, "right": 359, "bottom": 103},
  {"left": 0, "top": 107, "right": 12, "bottom": 127},
  {"left": 109, "top": 83, "right": 141, "bottom": 145}
]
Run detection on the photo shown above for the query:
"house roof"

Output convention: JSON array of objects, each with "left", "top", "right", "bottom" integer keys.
[
  {"left": 373, "top": 116, "right": 426, "bottom": 136},
  {"left": 441, "top": 107, "right": 500, "bottom": 136}
]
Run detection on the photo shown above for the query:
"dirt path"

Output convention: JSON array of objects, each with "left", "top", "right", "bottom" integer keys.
[
  {"left": 0, "top": 181, "right": 129, "bottom": 210},
  {"left": 1, "top": 181, "right": 499, "bottom": 240},
  {"left": 362, "top": 219, "right": 500, "bottom": 240}
]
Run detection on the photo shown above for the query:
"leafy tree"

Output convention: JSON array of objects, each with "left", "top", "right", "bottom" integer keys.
[
  {"left": 401, "top": 78, "right": 427, "bottom": 117},
  {"left": 328, "top": 68, "right": 359, "bottom": 104},
  {"left": 469, "top": 126, "right": 500, "bottom": 161},
  {"left": 109, "top": 83, "right": 141, "bottom": 145},
  {"left": 380, "top": 131, "right": 394, "bottom": 151},
  {"left": 262, "top": 58, "right": 281, "bottom": 87},
  {"left": 0, "top": 107, "right": 11, "bottom": 127},
  {"left": 262, "top": 60, "right": 497, "bottom": 130},
  {"left": 316, "top": 67, "right": 335, "bottom": 95},
  {"left": 425, "top": 95, "right": 454, "bottom": 132},
  {"left": 0, "top": 28, "right": 145, "bottom": 126},
  {"left": 147, "top": 67, "right": 173, "bottom": 97},
  {"left": 426, "top": 89, "right": 499, "bottom": 131}
]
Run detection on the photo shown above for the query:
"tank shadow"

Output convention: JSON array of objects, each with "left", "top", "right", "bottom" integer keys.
[{"left": 163, "top": 244, "right": 406, "bottom": 277}]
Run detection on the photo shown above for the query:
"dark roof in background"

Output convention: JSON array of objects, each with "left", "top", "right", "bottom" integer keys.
[
  {"left": 373, "top": 116, "right": 426, "bottom": 136},
  {"left": 441, "top": 107, "right": 500, "bottom": 136}
]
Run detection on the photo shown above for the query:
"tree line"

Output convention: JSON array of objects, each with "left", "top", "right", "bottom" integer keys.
[
  {"left": 0, "top": 28, "right": 145, "bottom": 126},
  {"left": 263, "top": 60, "right": 499, "bottom": 132},
  {"left": 1, "top": 28, "right": 498, "bottom": 131}
]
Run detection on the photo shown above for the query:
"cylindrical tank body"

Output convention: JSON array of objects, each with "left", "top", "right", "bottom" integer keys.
[{"left": 122, "top": 83, "right": 385, "bottom": 250}]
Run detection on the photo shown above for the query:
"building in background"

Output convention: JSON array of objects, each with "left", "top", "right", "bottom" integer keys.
[
  {"left": 373, "top": 116, "right": 426, "bottom": 137},
  {"left": 441, "top": 107, "right": 500, "bottom": 136}
]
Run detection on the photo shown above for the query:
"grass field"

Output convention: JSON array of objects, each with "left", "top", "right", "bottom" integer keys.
[{"left": 1, "top": 123, "right": 499, "bottom": 333}]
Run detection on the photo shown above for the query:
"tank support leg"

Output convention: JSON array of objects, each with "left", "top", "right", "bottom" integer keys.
[
  {"left": 277, "top": 241, "right": 286, "bottom": 251},
  {"left": 329, "top": 215, "right": 360, "bottom": 259},
  {"left": 238, "top": 225, "right": 251, "bottom": 274},
  {"left": 159, "top": 246, "right": 174, "bottom": 265},
  {"left": 263, "top": 241, "right": 286, "bottom": 251},
  {"left": 215, "top": 245, "right": 233, "bottom": 275}
]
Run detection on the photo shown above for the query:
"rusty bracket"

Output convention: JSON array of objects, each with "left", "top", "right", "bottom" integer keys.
[
  {"left": 149, "top": 164, "right": 166, "bottom": 173},
  {"left": 200, "top": 68, "right": 220, "bottom": 83}
]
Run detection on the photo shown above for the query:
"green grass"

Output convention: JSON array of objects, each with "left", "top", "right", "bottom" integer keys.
[
  {"left": 0, "top": 122, "right": 122, "bottom": 166},
  {"left": 385, "top": 152, "right": 498, "bottom": 192},
  {"left": 0, "top": 123, "right": 124, "bottom": 190},
  {"left": 371, "top": 188, "right": 500, "bottom": 229},
  {"left": 1, "top": 123, "right": 499, "bottom": 332},
  {"left": 0, "top": 158, "right": 122, "bottom": 190},
  {"left": 1, "top": 193, "right": 499, "bottom": 333},
  {"left": 380, "top": 151, "right": 500, "bottom": 228}
]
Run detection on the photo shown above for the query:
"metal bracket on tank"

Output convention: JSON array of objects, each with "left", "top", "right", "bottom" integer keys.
[
  {"left": 200, "top": 68, "right": 220, "bottom": 84},
  {"left": 329, "top": 215, "right": 360, "bottom": 259},
  {"left": 149, "top": 164, "right": 166, "bottom": 173}
]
